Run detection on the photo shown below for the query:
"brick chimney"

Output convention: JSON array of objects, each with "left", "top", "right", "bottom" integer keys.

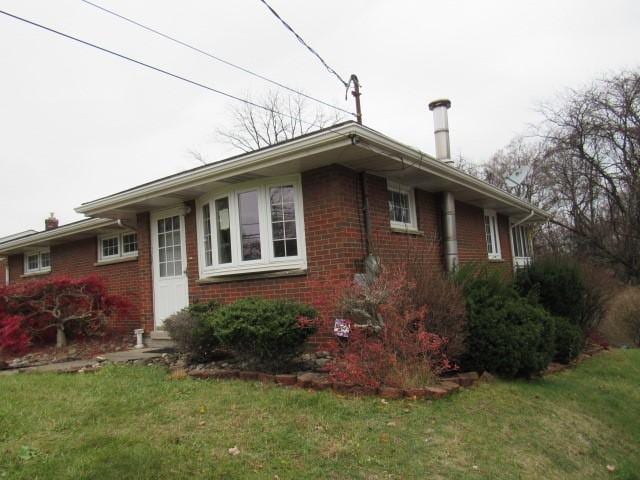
[{"left": 45, "top": 212, "right": 59, "bottom": 231}]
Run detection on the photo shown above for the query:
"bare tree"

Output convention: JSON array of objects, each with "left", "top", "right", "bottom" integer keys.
[
  {"left": 478, "top": 70, "right": 640, "bottom": 281},
  {"left": 215, "top": 90, "right": 344, "bottom": 153},
  {"left": 538, "top": 70, "right": 640, "bottom": 281}
]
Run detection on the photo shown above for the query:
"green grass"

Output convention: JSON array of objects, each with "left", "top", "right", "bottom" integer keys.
[{"left": 1, "top": 350, "right": 639, "bottom": 480}]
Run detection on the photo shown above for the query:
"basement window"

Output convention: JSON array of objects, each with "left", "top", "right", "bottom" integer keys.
[
  {"left": 98, "top": 232, "right": 138, "bottom": 262},
  {"left": 24, "top": 248, "right": 51, "bottom": 274},
  {"left": 196, "top": 174, "right": 306, "bottom": 277},
  {"left": 484, "top": 209, "right": 502, "bottom": 260},
  {"left": 387, "top": 181, "right": 417, "bottom": 231}
]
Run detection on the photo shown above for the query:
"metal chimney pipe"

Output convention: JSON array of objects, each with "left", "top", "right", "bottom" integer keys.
[
  {"left": 429, "top": 99, "right": 458, "bottom": 272},
  {"left": 428, "top": 99, "right": 453, "bottom": 165}
]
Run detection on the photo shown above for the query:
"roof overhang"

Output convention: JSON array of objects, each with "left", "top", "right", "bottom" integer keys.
[
  {"left": 75, "top": 122, "right": 550, "bottom": 223},
  {"left": 0, "top": 218, "right": 125, "bottom": 255}
]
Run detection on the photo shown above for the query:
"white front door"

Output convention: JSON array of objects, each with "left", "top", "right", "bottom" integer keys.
[{"left": 151, "top": 208, "right": 189, "bottom": 329}]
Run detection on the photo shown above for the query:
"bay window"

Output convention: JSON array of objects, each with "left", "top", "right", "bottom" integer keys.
[{"left": 197, "top": 175, "right": 306, "bottom": 276}]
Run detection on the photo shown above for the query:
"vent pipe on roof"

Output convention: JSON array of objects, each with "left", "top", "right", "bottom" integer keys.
[
  {"left": 429, "top": 99, "right": 458, "bottom": 272},
  {"left": 428, "top": 99, "right": 454, "bottom": 165}
]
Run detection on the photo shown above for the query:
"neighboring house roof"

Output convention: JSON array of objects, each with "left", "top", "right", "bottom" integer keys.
[
  {"left": 0, "top": 218, "right": 121, "bottom": 255},
  {"left": 75, "top": 121, "right": 550, "bottom": 223}
]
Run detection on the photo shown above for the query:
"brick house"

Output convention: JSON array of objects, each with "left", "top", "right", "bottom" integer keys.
[{"left": 0, "top": 106, "right": 547, "bottom": 338}]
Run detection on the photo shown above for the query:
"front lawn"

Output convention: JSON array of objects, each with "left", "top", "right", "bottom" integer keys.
[{"left": 1, "top": 350, "right": 639, "bottom": 479}]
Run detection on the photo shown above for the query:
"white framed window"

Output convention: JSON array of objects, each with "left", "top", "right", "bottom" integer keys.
[
  {"left": 511, "top": 224, "right": 532, "bottom": 267},
  {"left": 387, "top": 181, "right": 417, "bottom": 230},
  {"left": 24, "top": 248, "right": 51, "bottom": 274},
  {"left": 196, "top": 174, "right": 307, "bottom": 277},
  {"left": 484, "top": 209, "right": 502, "bottom": 260},
  {"left": 98, "top": 232, "right": 138, "bottom": 262}
]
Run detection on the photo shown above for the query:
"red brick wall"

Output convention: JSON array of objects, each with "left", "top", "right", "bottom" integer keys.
[
  {"left": 0, "top": 261, "right": 6, "bottom": 286},
  {"left": 3, "top": 164, "right": 515, "bottom": 338},
  {"left": 456, "top": 200, "right": 513, "bottom": 269},
  {"left": 6, "top": 212, "right": 153, "bottom": 333}
]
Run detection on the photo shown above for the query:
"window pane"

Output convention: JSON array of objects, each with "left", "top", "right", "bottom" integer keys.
[
  {"left": 159, "top": 263, "right": 166, "bottom": 277},
  {"left": 389, "top": 190, "right": 410, "bottom": 224},
  {"left": 238, "top": 190, "right": 261, "bottom": 261},
  {"left": 273, "top": 240, "right": 285, "bottom": 257},
  {"left": 40, "top": 252, "right": 51, "bottom": 268},
  {"left": 270, "top": 185, "right": 298, "bottom": 258},
  {"left": 485, "top": 216, "right": 494, "bottom": 254},
  {"left": 102, "top": 237, "right": 119, "bottom": 257},
  {"left": 202, "top": 204, "right": 213, "bottom": 266},
  {"left": 215, "top": 197, "right": 232, "bottom": 264},
  {"left": 123, "top": 233, "right": 137, "bottom": 254},
  {"left": 285, "top": 239, "right": 298, "bottom": 257},
  {"left": 27, "top": 254, "right": 39, "bottom": 270}
]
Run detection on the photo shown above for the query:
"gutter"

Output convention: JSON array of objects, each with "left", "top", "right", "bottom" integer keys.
[{"left": 0, "top": 218, "right": 119, "bottom": 254}]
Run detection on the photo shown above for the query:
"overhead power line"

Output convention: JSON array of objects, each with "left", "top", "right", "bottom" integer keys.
[
  {"left": 0, "top": 8, "right": 351, "bottom": 135},
  {"left": 78, "top": 0, "right": 355, "bottom": 117},
  {"left": 258, "top": 0, "right": 349, "bottom": 88}
]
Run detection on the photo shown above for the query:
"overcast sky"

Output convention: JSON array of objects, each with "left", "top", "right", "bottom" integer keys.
[{"left": 1, "top": 0, "right": 638, "bottom": 236}]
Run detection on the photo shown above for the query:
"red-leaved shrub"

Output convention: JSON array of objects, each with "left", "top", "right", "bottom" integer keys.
[
  {"left": 327, "top": 266, "right": 456, "bottom": 388},
  {"left": 0, "top": 275, "right": 130, "bottom": 354}
]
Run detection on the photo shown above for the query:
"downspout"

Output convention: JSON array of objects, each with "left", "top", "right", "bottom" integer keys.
[
  {"left": 512, "top": 209, "right": 535, "bottom": 227},
  {"left": 429, "top": 99, "right": 458, "bottom": 272},
  {"left": 352, "top": 134, "right": 378, "bottom": 277}
]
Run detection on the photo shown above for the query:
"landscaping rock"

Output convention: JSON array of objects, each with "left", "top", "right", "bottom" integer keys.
[
  {"left": 237, "top": 371, "right": 260, "bottom": 381},
  {"left": 296, "top": 372, "right": 323, "bottom": 388},
  {"left": 332, "top": 382, "right": 356, "bottom": 394},
  {"left": 0, "top": 360, "right": 8, "bottom": 371},
  {"left": 424, "top": 386, "right": 448, "bottom": 399},
  {"left": 275, "top": 374, "right": 297, "bottom": 385},
  {"left": 478, "top": 371, "right": 496, "bottom": 383},
  {"left": 403, "top": 388, "right": 429, "bottom": 399},
  {"left": 379, "top": 386, "right": 403, "bottom": 399},
  {"left": 351, "top": 385, "right": 378, "bottom": 396},
  {"left": 438, "top": 381, "right": 461, "bottom": 394},
  {"left": 447, "top": 372, "right": 479, "bottom": 387},
  {"left": 310, "top": 377, "right": 332, "bottom": 390},
  {"left": 257, "top": 372, "right": 275, "bottom": 383}
]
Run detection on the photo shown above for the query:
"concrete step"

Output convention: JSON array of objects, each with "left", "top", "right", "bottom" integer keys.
[{"left": 145, "top": 330, "right": 176, "bottom": 349}]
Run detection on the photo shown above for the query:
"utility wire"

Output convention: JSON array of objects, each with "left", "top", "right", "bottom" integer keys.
[
  {"left": 78, "top": 0, "right": 355, "bottom": 117},
  {"left": 258, "top": 0, "right": 349, "bottom": 88},
  {"left": 0, "top": 8, "right": 352, "bottom": 136}
]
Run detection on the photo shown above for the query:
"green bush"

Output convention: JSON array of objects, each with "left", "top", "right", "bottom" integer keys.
[
  {"left": 456, "top": 264, "right": 556, "bottom": 378},
  {"left": 515, "top": 257, "right": 589, "bottom": 330},
  {"left": 210, "top": 298, "right": 317, "bottom": 371},
  {"left": 164, "top": 300, "right": 220, "bottom": 361},
  {"left": 554, "top": 316, "right": 585, "bottom": 364}
]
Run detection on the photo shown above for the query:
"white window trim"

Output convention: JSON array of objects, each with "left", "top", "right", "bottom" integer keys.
[
  {"left": 23, "top": 247, "right": 51, "bottom": 275},
  {"left": 387, "top": 180, "right": 418, "bottom": 231},
  {"left": 510, "top": 222, "right": 532, "bottom": 268},
  {"left": 195, "top": 174, "right": 307, "bottom": 278},
  {"left": 484, "top": 209, "right": 502, "bottom": 260},
  {"left": 97, "top": 232, "right": 138, "bottom": 263}
]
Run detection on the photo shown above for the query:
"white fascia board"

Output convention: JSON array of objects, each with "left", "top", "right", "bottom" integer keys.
[
  {"left": 0, "top": 218, "right": 118, "bottom": 254},
  {"left": 353, "top": 130, "right": 551, "bottom": 220},
  {"left": 74, "top": 122, "right": 550, "bottom": 221},
  {"left": 75, "top": 126, "right": 355, "bottom": 216}
]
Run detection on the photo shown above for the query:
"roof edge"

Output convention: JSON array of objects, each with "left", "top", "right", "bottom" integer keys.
[{"left": 0, "top": 218, "right": 119, "bottom": 254}]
